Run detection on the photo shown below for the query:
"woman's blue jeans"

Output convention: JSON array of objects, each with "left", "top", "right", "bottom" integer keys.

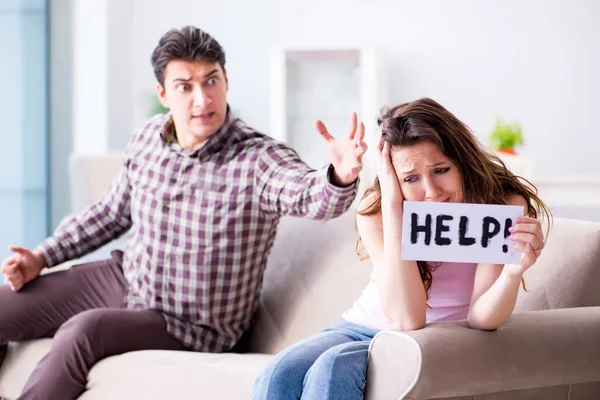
[{"left": 251, "top": 319, "right": 379, "bottom": 400}]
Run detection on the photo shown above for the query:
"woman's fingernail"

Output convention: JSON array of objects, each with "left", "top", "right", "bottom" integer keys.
[
  {"left": 516, "top": 217, "right": 522, "bottom": 223},
  {"left": 508, "top": 227, "right": 514, "bottom": 232}
]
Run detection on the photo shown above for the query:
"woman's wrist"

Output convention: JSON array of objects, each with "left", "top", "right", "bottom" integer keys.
[
  {"left": 501, "top": 264, "right": 524, "bottom": 280},
  {"left": 382, "top": 199, "right": 403, "bottom": 216}
]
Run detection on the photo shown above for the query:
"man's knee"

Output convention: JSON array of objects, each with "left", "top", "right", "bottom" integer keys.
[{"left": 54, "top": 309, "right": 108, "bottom": 344}]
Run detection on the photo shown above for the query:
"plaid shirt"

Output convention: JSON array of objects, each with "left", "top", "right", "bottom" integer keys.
[{"left": 38, "top": 109, "right": 358, "bottom": 352}]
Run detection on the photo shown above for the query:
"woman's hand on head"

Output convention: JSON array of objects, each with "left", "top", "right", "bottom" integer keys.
[
  {"left": 504, "top": 216, "right": 544, "bottom": 276},
  {"left": 375, "top": 135, "right": 403, "bottom": 209}
]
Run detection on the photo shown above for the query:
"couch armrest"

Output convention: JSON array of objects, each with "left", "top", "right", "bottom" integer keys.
[
  {"left": 364, "top": 307, "right": 600, "bottom": 400},
  {"left": 41, "top": 262, "right": 72, "bottom": 274}
]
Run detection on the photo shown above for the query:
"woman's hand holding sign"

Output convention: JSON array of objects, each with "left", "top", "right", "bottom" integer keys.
[{"left": 505, "top": 216, "right": 545, "bottom": 276}]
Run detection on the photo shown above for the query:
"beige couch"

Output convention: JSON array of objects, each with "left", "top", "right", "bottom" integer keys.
[{"left": 0, "top": 154, "right": 599, "bottom": 400}]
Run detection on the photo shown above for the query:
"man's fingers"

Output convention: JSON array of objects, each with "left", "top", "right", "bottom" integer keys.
[
  {"left": 4, "top": 263, "right": 18, "bottom": 273},
  {"left": 355, "top": 121, "right": 365, "bottom": 142},
  {"left": 9, "top": 245, "right": 27, "bottom": 252},
  {"left": 8, "top": 280, "right": 23, "bottom": 292},
  {"left": 2, "top": 253, "right": 21, "bottom": 271},
  {"left": 347, "top": 113, "right": 358, "bottom": 140},
  {"left": 6, "top": 270, "right": 24, "bottom": 289},
  {"left": 8, "top": 246, "right": 30, "bottom": 258},
  {"left": 4, "top": 266, "right": 20, "bottom": 280},
  {"left": 355, "top": 144, "right": 367, "bottom": 158},
  {"left": 1, "top": 259, "right": 18, "bottom": 274},
  {"left": 315, "top": 120, "right": 335, "bottom": 142},
  {"left": 1, "top": 255, "right": 15, "bottom": 267}
]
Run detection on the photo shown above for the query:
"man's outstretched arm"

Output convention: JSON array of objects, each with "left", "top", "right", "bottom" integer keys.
[{"left": 256, "top": 112, "right": 367, "bottom": 219}]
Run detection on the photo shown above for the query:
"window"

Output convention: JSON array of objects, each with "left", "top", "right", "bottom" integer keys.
[{"left": 0, "top": 0, "right": 49, "bottom": 283}]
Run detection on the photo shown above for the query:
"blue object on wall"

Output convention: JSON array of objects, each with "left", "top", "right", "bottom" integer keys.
[{"left": 0, "top": 0, "right": 49, "bottom": 284}]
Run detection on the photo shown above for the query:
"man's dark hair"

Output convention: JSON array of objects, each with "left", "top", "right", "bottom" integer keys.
[{"left": 151, "top": 26, "right": 226, "bottom": 86}]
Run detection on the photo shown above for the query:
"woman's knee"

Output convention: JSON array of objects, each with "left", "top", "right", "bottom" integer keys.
[
  {"left": 252, "top": 350, "right": 313, "bottom": 399},
  {"left": 304, "top": 342, "right": 370, "bottom": 394}
]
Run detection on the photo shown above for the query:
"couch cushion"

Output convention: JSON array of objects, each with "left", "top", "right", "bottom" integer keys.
[
  {"left": 0, "top": 340, "right": 52, "bottom": 400},
  {"left": 515, "top": 217, "right": 600, "bottom": 312},
  {"left": 81, "top": 350, "right": 272, "bottom": 400},
  {"left": 0, "top": 340, "right": 272, "bottom": 400},
  {"left": 69, "top": 152, "right": 124, "bottom": 212},
  {"left": 246, "top": 209, "right": 373, "bottom": 354}
]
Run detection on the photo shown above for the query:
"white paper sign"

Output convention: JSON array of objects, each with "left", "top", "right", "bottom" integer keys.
[{"left": 401, "top": 201, "right": 525, "bottom": 264}]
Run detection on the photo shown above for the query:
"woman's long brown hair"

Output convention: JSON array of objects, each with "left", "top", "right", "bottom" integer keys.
[{"left": 356, "top": 98, "right": 552, "bottom": 297}]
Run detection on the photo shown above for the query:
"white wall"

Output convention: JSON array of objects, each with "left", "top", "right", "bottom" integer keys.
[
  {"left": 107, "top": 0, "right": 134, "bottom": 151},
  {"left": 116, "top": 0, "right": 600, "bottom": 180},
  {"left": 62, "top": 0, "right": 600, "bottom": 185},
  {"left": 72, "top": 0, "right": 109, "bottom": 153}
]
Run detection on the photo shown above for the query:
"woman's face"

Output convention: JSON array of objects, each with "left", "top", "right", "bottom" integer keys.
[{"left": 391, "top": 141, "right": 464, "bottom": 203}]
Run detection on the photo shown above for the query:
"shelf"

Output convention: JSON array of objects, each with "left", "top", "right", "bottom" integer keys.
[{"left": 270, "top": 46, "right": 388, "bottom": 187}]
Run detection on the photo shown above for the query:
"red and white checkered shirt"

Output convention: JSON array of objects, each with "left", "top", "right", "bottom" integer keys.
[{"left": 38, "top": 110, "right": 358, "bottom": 352}]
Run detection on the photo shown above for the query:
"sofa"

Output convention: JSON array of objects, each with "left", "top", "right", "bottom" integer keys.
[{"left": 0, "top": 153, "right": 599, "bottom": 400}]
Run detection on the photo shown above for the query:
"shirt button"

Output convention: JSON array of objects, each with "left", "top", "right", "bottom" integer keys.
[
  {"left": 160, "top": 234, "right": 167, "bottom": 241},
  {"left": 169, "top": 177, "right": 177, "bottom": 184},
  {"left": 162, "top": 205, "right": 169, "bottom": 212}
]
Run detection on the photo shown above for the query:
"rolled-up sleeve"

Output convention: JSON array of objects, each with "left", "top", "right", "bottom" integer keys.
[{"left": 255, "top": 142, "right": 358, "bottom": 220}]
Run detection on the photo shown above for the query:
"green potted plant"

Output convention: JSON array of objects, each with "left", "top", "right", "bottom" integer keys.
[
  {"left": 488, "top": 117, "right": 523, "bottom": 155},
  {"left": 148, "top": 93, "right": 169, "bottom": 117},
  {"left": 145, "top": 93, "right": 242, "bottom": 119}
]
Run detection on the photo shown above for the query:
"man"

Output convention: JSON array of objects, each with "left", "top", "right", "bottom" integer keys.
[{"left": 0, "top": 26, "right": 367, "bottom": 399}]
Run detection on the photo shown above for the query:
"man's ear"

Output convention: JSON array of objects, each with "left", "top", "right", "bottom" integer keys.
[{"left": 156, "top": 83, "right": 169, "bottom": 108}]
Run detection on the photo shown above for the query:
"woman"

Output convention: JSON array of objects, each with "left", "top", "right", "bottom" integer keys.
[{"left": 252, "top": 98, "right": 551, "bottom": 400}]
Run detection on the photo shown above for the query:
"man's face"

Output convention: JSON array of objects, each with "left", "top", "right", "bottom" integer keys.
[{"left": 157, "top": 59, "right": 229, "bottom": 148}]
